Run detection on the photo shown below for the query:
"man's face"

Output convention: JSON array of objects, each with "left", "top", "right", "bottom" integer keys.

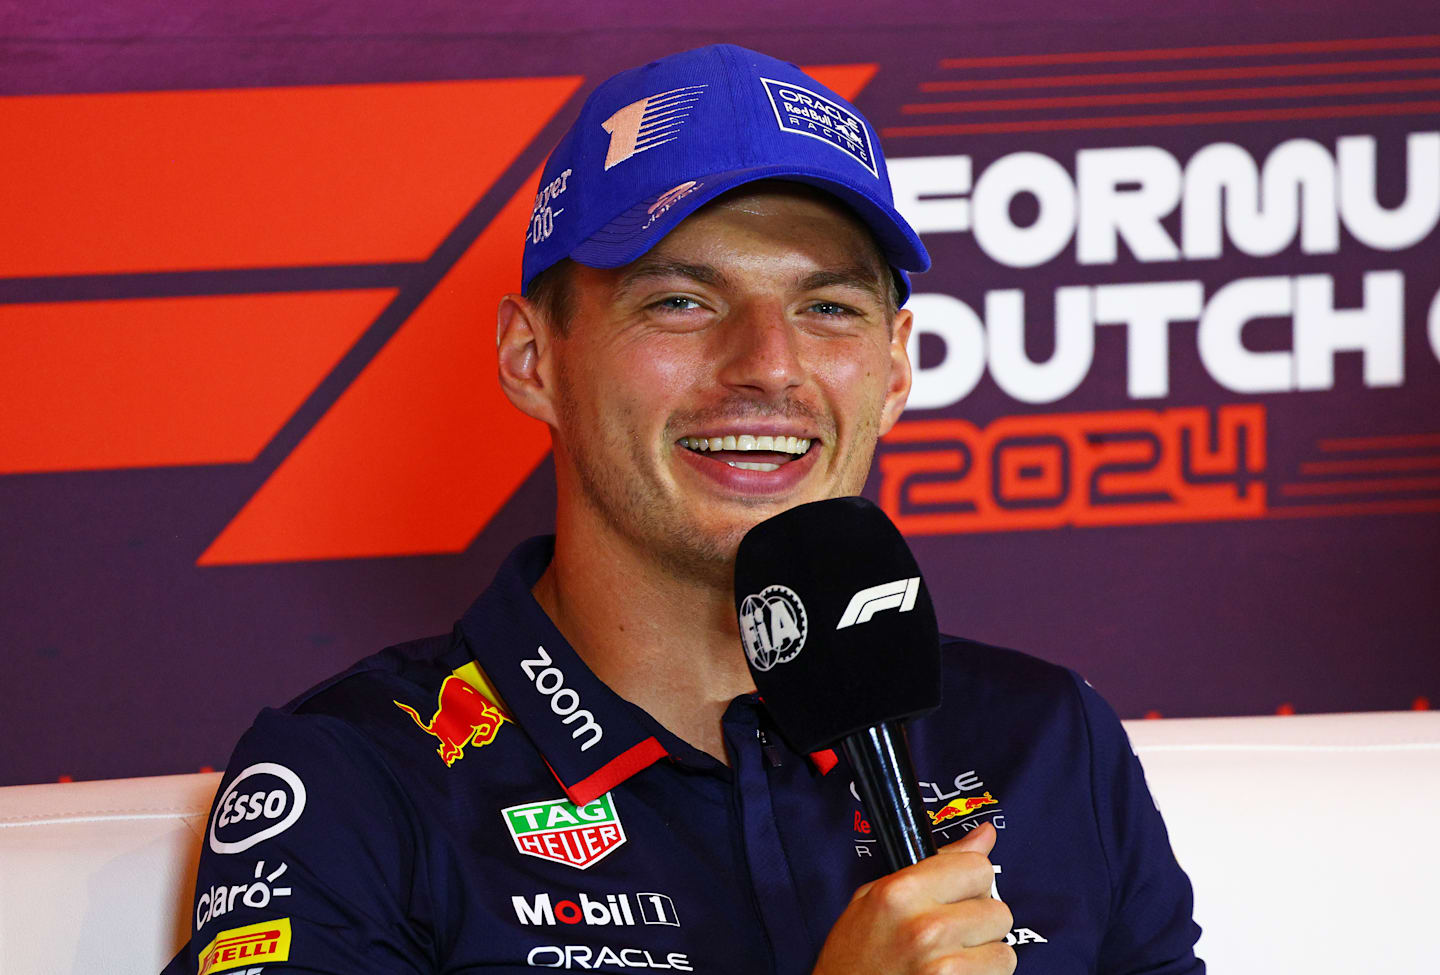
[{"left": 543, "top": 183, "right": 913, "bottom": 581}]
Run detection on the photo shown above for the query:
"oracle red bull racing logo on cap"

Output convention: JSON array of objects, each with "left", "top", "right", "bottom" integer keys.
[
  {"left": 760, "top": 78, "right": 877, "bottom": 178},
  {"left": 503, "top": 793, "right": 627, "bottom": 869},
  {"left": 394, "top": 674, "right": 508, "bottom": 767}
]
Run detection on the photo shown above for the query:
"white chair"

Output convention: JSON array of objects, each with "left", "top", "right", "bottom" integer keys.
[
  {"left": 1125, "top": 710, "right": 1440, "bottom": 973},
  {"left": 0, "top": 771, "right": 220, "bottom": 974},
  {"left": 2, "top": 711, "right": 1437, "bottom": 974}
]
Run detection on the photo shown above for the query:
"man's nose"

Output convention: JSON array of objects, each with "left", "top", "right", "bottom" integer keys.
[{"left": 716, "top": 305, "right": 805, "bottom": 397}]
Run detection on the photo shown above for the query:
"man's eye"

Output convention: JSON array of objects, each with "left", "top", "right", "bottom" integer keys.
[
  {"left": 808, "top": 301, "right": 857, "bottom": 317},
  {"left": 652, "top": 295, "right": 703, "bottom": 312}
]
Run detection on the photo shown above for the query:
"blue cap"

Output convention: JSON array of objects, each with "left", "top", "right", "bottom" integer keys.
[{"left": 521, "top": 44, "right": 930, "bottom": 304}]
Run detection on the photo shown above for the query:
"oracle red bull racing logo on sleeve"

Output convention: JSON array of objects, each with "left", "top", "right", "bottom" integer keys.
[
  {"left": 196, "top": 917, "right": 292, "bottom": 975},
  {"left": 394, "top": 674, "right": 509, "bottom": 766},
  {"left": 503, "top": 794, "right": 627, "bottom": 869}
]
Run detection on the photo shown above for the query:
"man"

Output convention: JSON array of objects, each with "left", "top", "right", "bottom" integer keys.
[{"left": 165, "top": 45, "right": 1202, "bottom": 974}]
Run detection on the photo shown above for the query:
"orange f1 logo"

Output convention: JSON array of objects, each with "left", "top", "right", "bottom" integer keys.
[{"left": 0, "top": 65, "right": 876, "bottom": 564}]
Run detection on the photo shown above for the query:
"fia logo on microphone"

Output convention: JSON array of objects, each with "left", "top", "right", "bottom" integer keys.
[{"left": 739, "top": 585, "right": 807, "bottom": 671}]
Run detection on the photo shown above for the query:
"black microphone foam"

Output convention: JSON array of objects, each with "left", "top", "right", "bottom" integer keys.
[{"left": 733, "top": 496, "right": 941, "bottom": 754}]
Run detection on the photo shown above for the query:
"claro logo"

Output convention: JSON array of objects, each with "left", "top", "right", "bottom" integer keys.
[
  {"left": 520, "top": 646, "right": 603, "bottom": 751},
  {"left": 209, "top": 763, "right": 307, "bottom": 854}
]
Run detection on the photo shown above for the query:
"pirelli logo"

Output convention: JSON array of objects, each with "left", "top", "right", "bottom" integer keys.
[{"left": 197, "top": 918, "right": 292, "bottom": 975}]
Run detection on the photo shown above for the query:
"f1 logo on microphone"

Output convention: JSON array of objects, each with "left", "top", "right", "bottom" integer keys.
[{"left": 836, "top": 578, "right": 920, "bottom": 629}]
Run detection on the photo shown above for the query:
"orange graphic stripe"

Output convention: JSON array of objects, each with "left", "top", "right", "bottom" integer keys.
[
  {"left": 1317, "top": 433, "right": 1440, "bottom": 452},
  {"left": 198, "top": 166, "right": 553, "bottom": 563},
  {"left": 0, "top": 291, "right": 391, "bottom": 473},
  {"left": 882, "top": 99, "right": 1440, "bottom": 137},
  {"left": 1300, "top": 456, "right": 1440, "bottom": 475},
  {"left": 0, "top": 77, "right": 580, "bottom": 278},
  {"left": 198, "top": 66, "right": 874, "bottom": 564},
  {"left": 936, "top": 34, "right": 1440, "bottom": 68},
  {"left": 1268, "top": 499, "right": 1440, "bottom": 518},
  {"left": 800, "top": 64, "right": 880, "bottom": 101},
  {"left": 902, "top": 77, "right": 1440, "bottom": 114},
  {"left": 917, "top": 56, "right": 1440, "bottom": 92},
  {"left": 1279, "top": 477, "right": 1440, "bottom": 496}
]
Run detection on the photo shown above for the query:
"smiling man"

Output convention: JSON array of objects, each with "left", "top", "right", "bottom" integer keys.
[
  {"left": 165, "top": 45, "right": 1202, "bottom": 975},
  {"left": 499, "top": 182, "right": 915, "bottom": 765}
]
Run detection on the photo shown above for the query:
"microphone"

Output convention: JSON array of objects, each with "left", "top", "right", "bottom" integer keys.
[{"left": 734, "top": 496, "right": 942, "bottom": 871}]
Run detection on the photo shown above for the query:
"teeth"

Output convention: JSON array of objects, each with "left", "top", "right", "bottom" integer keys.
[
  {"left": 728, "top": 461, "right": 781, "bottom": 472},
  {"left": 678, "top": 435, "right": 812, "bottom": 454}
]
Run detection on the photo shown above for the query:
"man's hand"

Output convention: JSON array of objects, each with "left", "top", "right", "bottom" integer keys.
[{"left": 812, "top": 822, "right": 1016, "bottom": 975}]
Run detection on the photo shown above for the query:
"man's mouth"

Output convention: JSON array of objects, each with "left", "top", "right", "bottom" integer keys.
[{"left": 677, "top": 434, "right": 814, "bottom": 472}]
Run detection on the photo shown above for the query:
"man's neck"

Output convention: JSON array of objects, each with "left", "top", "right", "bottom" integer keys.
[{"left": 531, "top": 518, "right": 755, "bottom": 763}]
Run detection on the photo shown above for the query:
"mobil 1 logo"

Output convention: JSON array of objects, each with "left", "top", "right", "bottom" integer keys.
[
  {"left": 513, "top": 890, "right": 680, "bottom": 928},
  {"left": 209, "top": 762, "right": 307, "bottom": 854}
]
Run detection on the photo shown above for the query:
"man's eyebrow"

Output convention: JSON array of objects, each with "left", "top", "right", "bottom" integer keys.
[
  {"left": 614, "top": 258, "right": 732, "bottom": 297},
  {"left": 798, "top": 265, "right": 888, "bottom": 303}
]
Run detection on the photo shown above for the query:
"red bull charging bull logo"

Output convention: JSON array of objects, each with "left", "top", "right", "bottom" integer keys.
[
  {"left": 394, "top": 674, "right": 508, "bottom": 766},
  {"left": 927, "top": 791, "right": 999, "bottom": 826}
]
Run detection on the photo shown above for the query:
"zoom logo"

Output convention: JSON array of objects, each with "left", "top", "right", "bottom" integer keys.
[{"left": 520, "top": 645, "right": 603, "bottom": 751}]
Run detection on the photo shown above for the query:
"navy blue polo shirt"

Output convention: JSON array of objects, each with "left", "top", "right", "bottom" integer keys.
[{"left": 163, "top": 537, "right": 1202, "bottom": 974}]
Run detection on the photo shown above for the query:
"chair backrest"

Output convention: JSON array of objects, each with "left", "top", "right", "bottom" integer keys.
[
  {"left": 1126, "top": 710, "right": 1440, "bottom": 973},
  {"left": 2, "top": 711, "right": 1437, "bottom": 974},
  {"left": 0, "top": 771, "right": 221, "bottom": 975}
]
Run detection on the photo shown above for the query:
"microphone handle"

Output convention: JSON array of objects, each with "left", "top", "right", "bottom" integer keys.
[{"left": 840, "top": 721, "right": 937, "bottom": 871}]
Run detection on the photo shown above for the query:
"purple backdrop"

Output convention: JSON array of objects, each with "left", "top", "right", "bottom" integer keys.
[{"left": 2, "top": 0, "right": 1437, "bottom": 786}]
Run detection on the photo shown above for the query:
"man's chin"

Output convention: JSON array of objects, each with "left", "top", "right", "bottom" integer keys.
[{"left": 657, "top": 484, "right": 856, "bottom": 584}]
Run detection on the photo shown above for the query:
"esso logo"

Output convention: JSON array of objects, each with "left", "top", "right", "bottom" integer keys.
[{"left": 208, "top": 762, "right": 307, "bottom": 854}]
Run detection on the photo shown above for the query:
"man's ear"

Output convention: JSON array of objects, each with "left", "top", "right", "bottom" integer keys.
[
  {"left": 496, "top": 294, "right": 559, "bottom": 427},
  {"left": 878, "top": 306, "right": 913, "bottom": 436}
]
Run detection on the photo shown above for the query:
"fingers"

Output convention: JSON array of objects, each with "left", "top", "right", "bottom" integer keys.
[
  {"left": 940, "top": 821, "right": 997, "bottom": 857},
  {"left": 893, "top": 892, "right": 1014, "bottom": 954},
  {"left": 850, "top": 822, "right": 1001, "bottom": 908},
  {"left": 824, "top": 822, "right": 1011, "bottom": 974},
  {"left": 864, "top": 855, "right": 996, "bottom": 915},
  {"left": 815, "top": 879, "right": 1017, "bottom": 975},
  {"left": 919, "top": 942, "right": 1019, "bottom": 975}
]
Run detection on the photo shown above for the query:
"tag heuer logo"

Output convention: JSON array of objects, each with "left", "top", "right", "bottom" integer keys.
[{"left": 502, "top": 794, "right": 627, "bottom": 869}]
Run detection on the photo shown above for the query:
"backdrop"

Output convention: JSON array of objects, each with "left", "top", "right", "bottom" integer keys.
[{"left": 3, "top": 0, "right": 1437, "bottom": 786}]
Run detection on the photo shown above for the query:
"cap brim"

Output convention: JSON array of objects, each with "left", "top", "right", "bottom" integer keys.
[{"left": 567, "top": 165, "right": 930, "bottom": 304}]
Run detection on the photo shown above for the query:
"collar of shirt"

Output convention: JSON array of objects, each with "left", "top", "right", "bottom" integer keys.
[
  {"left": 458, "top": 536, "right": 841, "bottom": 805},
  {"left": 458, "top": 536, "right": 688, "bottom": 806}
]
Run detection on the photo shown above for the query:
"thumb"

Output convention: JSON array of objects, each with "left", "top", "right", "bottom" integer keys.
[{"left": 940, "top": 820, "right": 997, "bottom": 857}]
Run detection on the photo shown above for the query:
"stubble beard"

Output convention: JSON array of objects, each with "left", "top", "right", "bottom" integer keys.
[
  {"left": 552, "top": 368, "right": 886, "bottom": 590},
  {"left": 553, "top": 372, "right": 739, "bottom": 589}
]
